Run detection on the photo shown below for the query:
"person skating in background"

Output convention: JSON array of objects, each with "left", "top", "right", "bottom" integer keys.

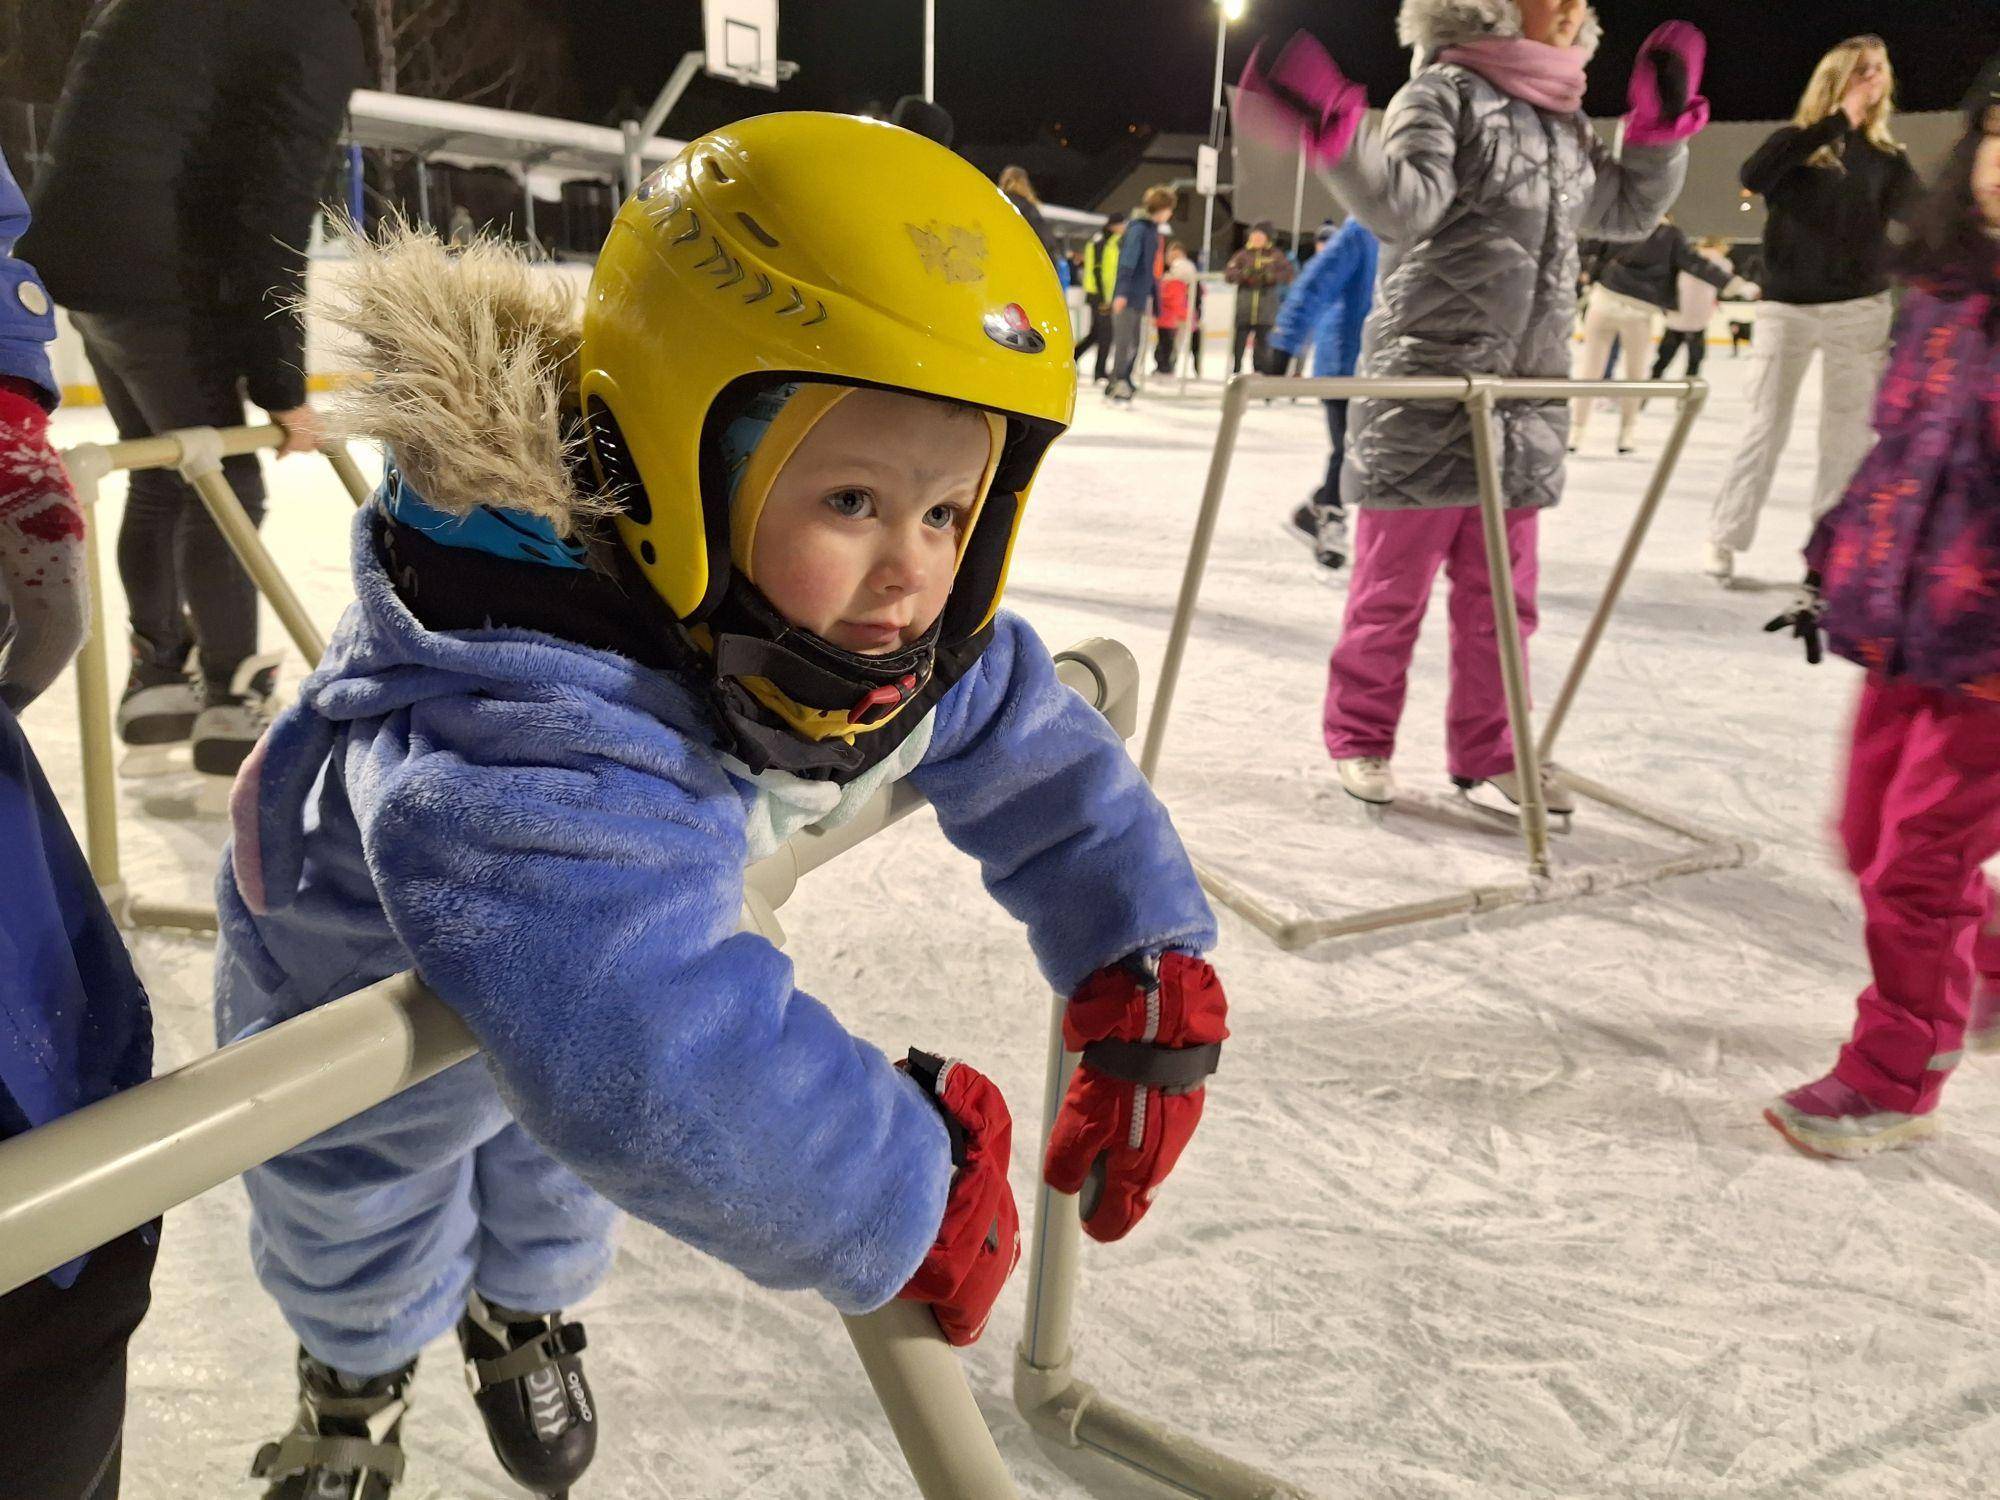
[
  {"left": 1223, "top": 222, "right": 1295, "bottom": 375},
  {"left": 1571, "top": 215, "right": 1754, "bottom": 454},
  {"left": 1653, "top": 236, "right": 1741, "bottom": 379},
  {"left": 1273, "top": 215, "right": 1380, "bottom": 575},
  {"left": 1072, "top": 210, "right": 1124, "bottom": 385},
  {"left": 1106, "top": 185, "right": 1177, "bottom": 403},
  {"left": 1239, "top": 0, "right": 1707, "bottom": 815},
  {"left": 20, "top": 0, "right": 366, "bottom": 788},
  {"left": 1155, "top": 241, "right": 1196, "bottom": 376},
  {"left": 999, "top": 165, "right": 1061, "bottom": 265},
  {"left": 0, "top": 143, "right": 159, "bottom": 1500},
  {"left": 220, "top": 119, "right": 1227, "bottom": 1498},
  {"left": 1762, "top": 67, "right": 2000, "bottom": 1160},
  {"left": 1704, "top": 34, "right": 1921, "bottom": 583}
]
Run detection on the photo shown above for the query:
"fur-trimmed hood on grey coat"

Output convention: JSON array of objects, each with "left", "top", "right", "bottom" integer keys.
[
  {"left": 1322, "top": 2, "right": 1678, "bottom": 512},
  {"left": 1398, "top": 0, "right": 1602, "bottom": 59}
]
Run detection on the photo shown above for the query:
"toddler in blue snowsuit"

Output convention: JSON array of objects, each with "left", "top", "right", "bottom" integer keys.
[{"left": 220, "top": 115, "right": 1228, "bottom": 1497}]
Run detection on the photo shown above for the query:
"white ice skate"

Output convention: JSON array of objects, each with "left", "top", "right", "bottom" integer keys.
[
  {"left": 1454, "top": 768, "right": 1577, "bottom": 831},
  {"left": 1703, "top": 542, "right": 1734, "bottom": 584},
  {"left": 1335, "top": 756, "right": 1396, "bottom": 811},
  {"left": 116, "top": 677, "right": 202, "bottom": 778}
]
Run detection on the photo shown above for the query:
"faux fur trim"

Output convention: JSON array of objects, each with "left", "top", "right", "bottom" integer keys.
[
  {"left": 313, "top": 219, "right": 603, "bottom": 532},
  {"left": 1398, "top": 0, "right": 1601, "bottom": 57}
]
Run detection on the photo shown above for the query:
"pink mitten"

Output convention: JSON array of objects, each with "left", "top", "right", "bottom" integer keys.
[
  {"left": 1236, "top": 31, "right": 1368, "bottom": 170},
  {"left": 1625, "top": 21, "right": 1711, "bottom": 147}
]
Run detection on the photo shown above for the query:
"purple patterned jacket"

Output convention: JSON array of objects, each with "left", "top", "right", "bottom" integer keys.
[{"left": 1807, "top": 268, "right": 2000, "bottom": 702}]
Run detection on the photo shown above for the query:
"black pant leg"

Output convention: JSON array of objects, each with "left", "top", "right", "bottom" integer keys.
[
  {"left": 1231, "top": 321, "right": 1253, "bottom": 375},
  {"left": 1685, "top": 333, "right": 1708, "bottom": 378},
  {"left": 1312, "top": 399, "right": 1348, "bottom": 518},
  {"left": 70, "top": 312, "right": 267, "bottom": 689},
  {"left": 0, "top": 1226, "right": 159, "bottom": 1500},
  {"left": 1649, "top": 331, "right": 1679, "bottom": 381}
]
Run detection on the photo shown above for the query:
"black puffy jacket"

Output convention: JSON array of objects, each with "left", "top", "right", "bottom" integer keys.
[{"left": 21, "top": 0, "right": 366, "bottom": 411}]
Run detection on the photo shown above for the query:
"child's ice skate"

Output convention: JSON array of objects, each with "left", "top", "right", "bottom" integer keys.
[
  {"left": 457, "top": 1293, "right": 596, "bottom": 1498},
  {"left": 1452, "top": 768, "right": 1576, "bottom": 832},
  {"left": 250, "top": 1348, "right": 415, "bottom": 1499},
  {"left": 1285, "top": 503, "right": 1347, "bottom": 578},
  {"left": 1970, "top": 975, "right": 2000, "bottom": 1055},
  {"left": 116, "top": 663, "right": 201, "bottom": 778},
  {"left": 1763, "top": 1073, "right": 1940, "bottom": 1160},
  {"left": 1335, "top": 756, "right": 1395, "bottom": 819},
  {"left": 192, "top": 652, "right": 281, "bottom": 815}
]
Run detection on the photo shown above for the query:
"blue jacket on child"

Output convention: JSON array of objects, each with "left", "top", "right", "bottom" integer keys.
[
  {"left": 1271, "top": 217, "right": 1379, "bottom": 380},
  {"left": 217, "top": 502, "right": 1215, "bottom": 1364}
]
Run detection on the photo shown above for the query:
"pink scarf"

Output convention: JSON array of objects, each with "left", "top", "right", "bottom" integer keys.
[{"left": 1437, "top": 37, "right": 1588, "bottom": 114}]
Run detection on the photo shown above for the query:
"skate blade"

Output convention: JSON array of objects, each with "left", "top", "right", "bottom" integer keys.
[
  {"left": 1762, "top": 1106, "right": 1940, "bottom": 1161},
  {"left": 1454, "top": 785, "right": 1576, "bottom": 833},
  {"left": 120, "top": 744, "right": 186, "bottom": 779}
]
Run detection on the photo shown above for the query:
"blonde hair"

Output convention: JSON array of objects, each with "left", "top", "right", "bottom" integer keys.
[
  {"left": 1795, "top": 35, "right": 1899, "bottom": 168},
  {"left": 1141, "top": 184, "right": 1177, "bottom": 215},
  {"left": 998, "top": 166, "right": 1039, "bottom": 204}
]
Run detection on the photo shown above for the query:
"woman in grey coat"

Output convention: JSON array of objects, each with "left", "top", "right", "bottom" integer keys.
[{"left": 1239, "top": 0, "right": 1706, "bottom": 812}]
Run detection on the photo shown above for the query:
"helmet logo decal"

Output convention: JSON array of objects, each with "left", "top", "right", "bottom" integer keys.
[
  {"left": 983, "top": 302, "right": 1046, "bottom": 354},
  {"left": 643, "top": 183, "right": 829, "bottom": 327},
  {"left": 906, "top": 221, "right": 988, "bottom": 284}
]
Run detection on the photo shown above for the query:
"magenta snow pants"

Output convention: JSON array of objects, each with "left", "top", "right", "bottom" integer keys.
[
  {"left": 1834, "top": 676, "right": 2000, "bottom": 1114},
  {"left": 1323, "top": 506, "right": 1539, "bottom": 782}
]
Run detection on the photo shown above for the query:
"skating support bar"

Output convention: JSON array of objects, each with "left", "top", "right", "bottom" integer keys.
[
  {"left": 63, "top": 427, "right": 374, "bottom": 931},
  {"left": 1142, "top": 372, "right": 1753, "bottom": 949}
]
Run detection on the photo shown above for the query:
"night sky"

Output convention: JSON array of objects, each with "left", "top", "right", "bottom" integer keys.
[{"left": 565, "top": 1, "right": 2000, "bottom": 150}]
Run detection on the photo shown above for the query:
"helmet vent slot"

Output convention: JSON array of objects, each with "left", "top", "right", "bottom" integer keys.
[
  {"left": 584, "top": 399, "right": 653, "bottom": 528},
  {"left": 705, "top": 158, "right": 733, "bottom": 184},
  {"left": 735, "top": 212, "right": 781, "bottom": 248}
]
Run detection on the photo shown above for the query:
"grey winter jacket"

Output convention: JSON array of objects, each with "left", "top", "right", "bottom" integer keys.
[{"left": 1329, "top": 4, "right": 1687, "bottom": 511}]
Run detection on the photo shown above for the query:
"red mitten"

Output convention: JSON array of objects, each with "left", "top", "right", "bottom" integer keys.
[
  {"left": 896, "top": 1051, "right": 1021, "bottom": 1346},
  {"left": 1043, "top": 952, "right": 1228, "bottom": 1243}
]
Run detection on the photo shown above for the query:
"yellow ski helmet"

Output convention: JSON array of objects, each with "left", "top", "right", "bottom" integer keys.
[{"left": 577, "top": 113, "right": 1075, "bottom": 773}]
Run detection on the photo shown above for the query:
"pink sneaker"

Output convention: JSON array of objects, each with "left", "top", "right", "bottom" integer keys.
[
  {"left": 1763, "top": 1073, "right": 1939, "bottom": 1160},
  {"left": 1970, "top": 977, "right": 2000, "bottom": 1056}
]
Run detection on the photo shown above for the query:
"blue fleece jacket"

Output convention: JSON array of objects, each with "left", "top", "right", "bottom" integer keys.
[
  {"left": 1271, "top": 218, "right": 1379, "bottom": 380},
  {"left": 216, "top": 510, "right": 1216, "bottom": 1315}
]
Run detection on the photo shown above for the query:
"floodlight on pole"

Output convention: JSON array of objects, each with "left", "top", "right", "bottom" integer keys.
[{"left": 1199, "top": 0, "right": 1245, "bottom": 282}]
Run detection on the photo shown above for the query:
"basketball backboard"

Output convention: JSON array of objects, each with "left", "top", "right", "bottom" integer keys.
[{"left": 703, "top": 0, "right": 781, "bottom": 92}]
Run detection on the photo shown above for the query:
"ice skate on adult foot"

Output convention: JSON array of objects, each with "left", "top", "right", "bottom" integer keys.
[
  {"left": 250, "top": 1348, "right": 414, "bottom": 1499},
  {"left": 1702, "top": 541, "right": 1734, "bottom": 583},
  {"left": 191, "top": 652, "right": 280, "bottom": 812},
  {"left": 457, "top": 1292, "right": 596, "bottom": 1497},
  {"left": 1453, "top": 768, "right": 1577, "bottom": 830},
  {"left": 116, "top": 647, "right": 201, "bottom": 778},
  {"left": 1285, "top": 504, "right": 1347, "bottom": 577},
  {"left": 1764, "top": 1073, "right": 1939, "bottom": 1159},
  {"left": 1335, "top": 756, "right": 1395, "bottom": 810}
]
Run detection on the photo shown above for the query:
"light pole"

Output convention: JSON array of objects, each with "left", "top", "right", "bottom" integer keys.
[
  {"left": 924, "top": 0, "right": 935, "bottom": 102},
  {"left": 1198, "top": 0, "right": 1245, "bottom": 277}
]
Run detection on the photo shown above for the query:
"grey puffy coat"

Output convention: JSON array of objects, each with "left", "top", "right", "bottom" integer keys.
[{"left": 1329, "top": 0, "right": 1687, "bottom": 511}]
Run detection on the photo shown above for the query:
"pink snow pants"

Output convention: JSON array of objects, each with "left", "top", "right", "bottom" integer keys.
[
  {"left": 1833, "top": 676, "right": 2000, "bottom": 1114},
  {"left": 1323, "top": 506, "right": 1539, "bottom": 782}
]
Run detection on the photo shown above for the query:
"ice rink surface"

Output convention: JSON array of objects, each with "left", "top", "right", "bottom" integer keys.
[{"left": 27, "top": 353, "right": 2000, "bottom": 1498}]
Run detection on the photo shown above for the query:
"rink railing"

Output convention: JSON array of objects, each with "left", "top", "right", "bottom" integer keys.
[
  {"left": 1144, "top": 374, "right": 1759, "bottom": 949},
  {"left": 61, "top": 425, "right": 374, "bottom": 933},
  {"left": 19, "top": 480, "right": 1314, "bottom": 1500}
]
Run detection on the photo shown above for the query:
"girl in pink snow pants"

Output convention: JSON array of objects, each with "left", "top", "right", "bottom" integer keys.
[
  {"left": 1763, "top": 70, "right": 2000, "bottom": 1158},
  {"left": 1234, "top": 4, "right": 1711, "bottom": 809}
]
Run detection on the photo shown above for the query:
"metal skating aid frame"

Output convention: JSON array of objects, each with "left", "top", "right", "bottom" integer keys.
[
  {"left": 3, "top": 641, "right": 1201, "bottom": 1499},
  {"left": 62, "top": 425, "right": 373, "bottom": 934},
  {"left": 1141, "top": 374, "right": 1758, "bottom": 950}
]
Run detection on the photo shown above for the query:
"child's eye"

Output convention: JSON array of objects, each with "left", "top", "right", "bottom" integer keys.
[
  {"left": 923, "top": 503, "right": 967, "bottom": 531},
  {"left": 825, "top": 488, "right": 873, "bottom": 519}
]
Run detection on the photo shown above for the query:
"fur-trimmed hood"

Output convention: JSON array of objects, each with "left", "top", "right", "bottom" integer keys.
[
  {"left": 314, "top": 221, "right": 603, "bottom": 534},
  {"left": 1398, "top": 0, "right": 1601, "bottom": 57}
]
